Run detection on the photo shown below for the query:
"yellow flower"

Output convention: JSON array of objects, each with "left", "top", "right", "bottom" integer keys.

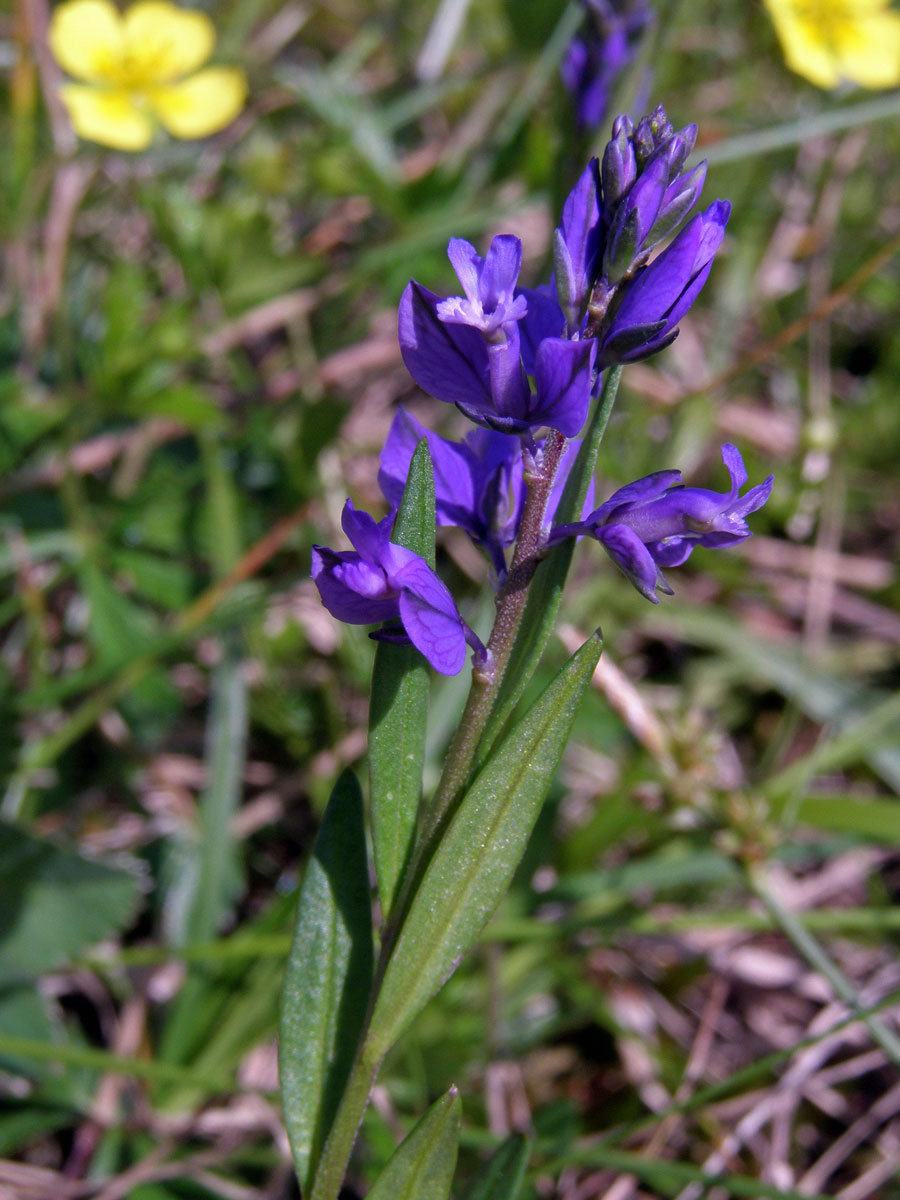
[
  {"left": 762, "top": 0, "right": 900, "bottom": 89},
  {"left": 49, "top": 0, "right": 247, "bottom": 150}
]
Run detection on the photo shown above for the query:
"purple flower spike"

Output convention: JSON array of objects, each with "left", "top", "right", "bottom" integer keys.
[
  {"left": 598, "top": 199, "right": 731, "bottom": 365},
  {"left": 550, "top": 444, "right": 773, "bottom": 602},
  {"left": 312, "top": 500, "right": 480, "bottom": 674}
]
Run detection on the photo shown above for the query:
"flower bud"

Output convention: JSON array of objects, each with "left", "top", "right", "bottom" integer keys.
[
  {"left": 602, "top": 154, "right": 667, "bottom": 281},
  {"left": 602, "top": 121, "right": 638, "bottom": 208}
]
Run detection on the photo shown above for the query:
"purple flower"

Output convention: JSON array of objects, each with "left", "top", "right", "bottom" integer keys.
[
  {"left": 561, "top": 0, "right": 652, "bottom": 134},
  {"left": 399, "top": 240, "right": 596, "bottom": 436},
  {"left": 602, "top": 151, "right": 668, "bottom": 282},
  {"left": 553, "top": 159, "right": 603, "bottom": 327},
  {"left": 379, "top": 408, "right": 524, "bottom": 578},
  {"left": 311, "top": 501, "right": 481, "bottom": 675},
  {"left": 435, "top": 236, "right": 528, "bottom": 336},
  {"left": 598, "top": 199, "right": 731, "bottom": 365},
  {"left": 550, "top": 444, "right": 773, "bottom": 602},
  {"left": 549, "top": 104, "right": 717, "bottom": 341},
  {"left": 378, "top": 408, "right": 595, "bottom": 580}
]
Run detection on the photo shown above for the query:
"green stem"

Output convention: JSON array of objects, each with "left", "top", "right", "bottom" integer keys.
[
  {"left": 305, "top": 431, "right": 570, "bottom": 1200},
  {"left": 308, "top": 1040, "right": 382, "bottom": 1200},
  {"left": 475, "top": 364, "right": 622, "bottom": 763},
  {"left": 422, "top": 429, "right": 568, "bottom": 848}
]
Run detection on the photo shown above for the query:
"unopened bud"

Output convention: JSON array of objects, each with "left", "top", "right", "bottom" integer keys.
[{"left": 602, "top": 124, "right": 637, "bottom": 207}]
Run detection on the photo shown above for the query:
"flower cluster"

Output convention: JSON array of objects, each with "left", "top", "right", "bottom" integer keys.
[
  {"left": 49, "top": 0, "right": 247, "bottom": 151},
  {"left": 400, "top": 104, "right": 729, "bottom": 443},
  {"left": 313, "top": 107, "right": 771, "bottom": 675},
  {"left": 561, "top": 0, "right": 653, "bottom": 133}
]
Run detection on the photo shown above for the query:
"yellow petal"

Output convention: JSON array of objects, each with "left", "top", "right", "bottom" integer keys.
[
  {"left": 49, "top": 0, "right": 126, "bottom": 84},
  {"left": 122, "top": 1, "right": 216, "bottom": 85},
  {"left": 834, "top": 14, "right": 900, "bottom": 87},
  {"left": 60, "top": 83, "right": 154, "bottom": 150},
  {"left": 148, "top": 68, "right": 247, "bottom": 138},
  {"left": 770, "top": 11, "right": 843, "bottom": 87}
]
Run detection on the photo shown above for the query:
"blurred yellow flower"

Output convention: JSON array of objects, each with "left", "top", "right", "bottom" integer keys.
[
  {"left": 49, "top": 0, "right": 247, "bottom": 150},
  {"left": 763, "top": 0, "right": 900, "bottom": 89}
]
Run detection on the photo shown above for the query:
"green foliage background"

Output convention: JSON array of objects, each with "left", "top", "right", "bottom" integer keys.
[{"left": 2, "top": 0, "right": 900, "bottom": 1196}]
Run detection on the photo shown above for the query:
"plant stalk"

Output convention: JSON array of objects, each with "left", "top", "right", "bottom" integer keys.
[
  {"left": 306, "top": 369, "right": 625, "bottom": 1199},
  {"left": 422, "top": 428, "right": 568, "bottom": 842}
]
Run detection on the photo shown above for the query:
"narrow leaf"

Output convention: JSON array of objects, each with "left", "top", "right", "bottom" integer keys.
[
  {"left": 464, "top": 1133, "right": 530, "bottom": 1200},
  {"left": 370, "top": 441, "right": 435, "bottom": 917},
  {"left": 368, "top": 1086, "right": 461, "bottom": 1200},
  {"left": 368, "top": 632, "right": 602, "bottom": 1055},
  {"left": 278, "top": 771, "right": 373, "bottom": 1194}
]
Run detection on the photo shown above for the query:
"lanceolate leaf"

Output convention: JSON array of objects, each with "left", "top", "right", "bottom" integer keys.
[
  {"left": 370, "top": 440, "right": 436, "bottom": 917},
  {"left": 391, "top": 439, "right": 437, "bottom": 570},
  {"left": 367, "top": 1087, "right": 461, "bottom": 1200},
  {"left": 367, "top": 632, "right": 602, "bottom": 1056},
  {"left": 278, "top": 771, "right": 373, "bottom": 1194},
  {"left": 463, "top": 1133, "right": 531, "bottom": 1200}
]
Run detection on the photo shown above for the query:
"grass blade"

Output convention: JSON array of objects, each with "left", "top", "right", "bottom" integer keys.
[{"left": 463, "top": 1132, "right": 530, "bottom": 1200}]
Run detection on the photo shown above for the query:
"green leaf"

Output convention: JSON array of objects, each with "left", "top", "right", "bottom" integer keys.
[
  {"left": 278, "top": 771, "right": 374, "bottom": 1195},
  {"left": 367, "top": 1087, "right": 460, "bottom": 1200},
  {"left": 370, "top": 441, "right": 435, "bottom": 917},
  {"left": 0, "top": 822, "right": 140, "bottom": 985},
  {"left": 463, "top": 1133, "right": 530, "bottom": 1200},
  {"left": 368, "top": 632, "right": 602, "bottom": 1056},
  {"left": 795, "top": 792, "right": 900, "bottom": 843},
  {"left": 185, "top": 640, "right": 248, "bottom": 944},
  {"left": 80, "top": 562, "right": 156, "bottom": 666}
]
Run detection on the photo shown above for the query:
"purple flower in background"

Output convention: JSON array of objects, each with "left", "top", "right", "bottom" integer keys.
[
  {"left": 379, "top": 408, "right": 595, "bottom": 580},
  {"left": 311, "top": 501, "right": 482, "bottom": 675},
  {"left": 550, "top": 444, "right": 773, "bottom": 602},
  {"left": 399, "top": 238, "right": 596, "bottom": 435},
  {"left": 598, "top": 199, "right": 731, "bottom": 364},
  {"left": 561, "top": 0, "right": 653, "bottom": 134}
]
